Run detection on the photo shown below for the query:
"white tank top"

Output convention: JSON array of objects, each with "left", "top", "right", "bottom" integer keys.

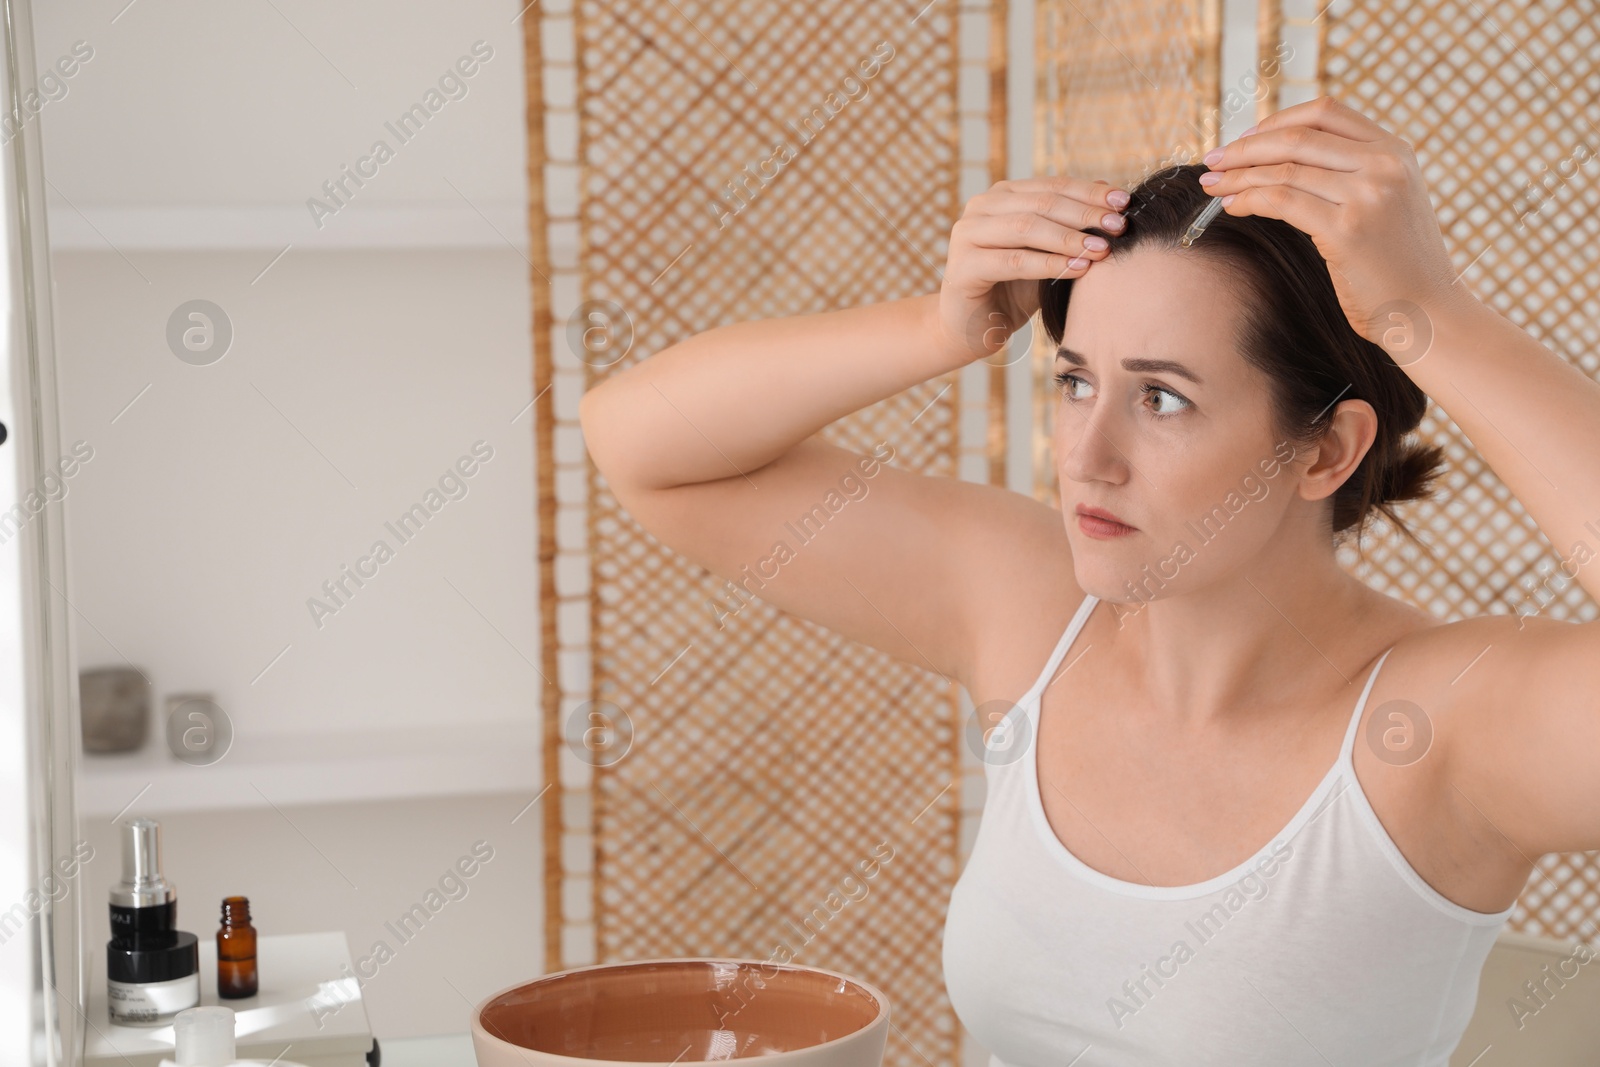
[{"left": 943, "top": 593, "right": 1515, "bottom": 1067}]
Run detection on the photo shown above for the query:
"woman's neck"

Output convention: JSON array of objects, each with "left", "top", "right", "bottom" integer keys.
[{"left": 1101, "top": 562, "right": 1377, "bottom": 731}]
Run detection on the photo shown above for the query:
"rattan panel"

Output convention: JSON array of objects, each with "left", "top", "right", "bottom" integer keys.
[
  {"left": 1031, "top": 0, "right": 1224, "bottom": 506},
  {"left": 528, "top": 3, "right": 1007, "bottom": 1065},
  {"left": 1313, "top": 0, "right": 1600, "bottom": 942}
]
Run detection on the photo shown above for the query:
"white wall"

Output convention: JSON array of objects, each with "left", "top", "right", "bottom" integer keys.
[
  {"left": 54, "top": 247, "right": 541, "bottom": 790},
  {"left": 33, "top": 0, "right": 543, "bottom": 810},
  {"left": 33, "top": 0, "right": 528, "bottom": 246},
  {"left": 27, "top": 0, "right": 547, "bottom": 1042}
]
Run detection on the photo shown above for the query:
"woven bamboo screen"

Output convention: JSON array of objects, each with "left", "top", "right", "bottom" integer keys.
[
  {"left": 525, "top": 3, "right": 1008, "bottom": 1065},
  {"left": 1031, "top": 0, "right": 1224, "bottom": 506},
  {"left": 1304, "top": 0, "right": 1600, "bottom": 943}
]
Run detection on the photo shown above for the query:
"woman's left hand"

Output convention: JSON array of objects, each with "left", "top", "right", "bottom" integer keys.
[{"left": 1197, "top": 95, "right": 1479, "bottom": 352}]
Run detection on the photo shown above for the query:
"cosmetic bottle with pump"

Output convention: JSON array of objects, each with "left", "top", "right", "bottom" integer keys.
[{"left": 107, "top": 818, "right": 200, "bottom": 1025}]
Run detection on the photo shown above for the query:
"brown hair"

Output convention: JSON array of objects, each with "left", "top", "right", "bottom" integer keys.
[{"left": 1037, "top": 162, "right": 1444, "bottom": 550}]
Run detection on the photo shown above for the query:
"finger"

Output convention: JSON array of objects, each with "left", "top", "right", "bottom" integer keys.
[
  {"left": 1246, "top": 95, "right": 1390, "bottom": 144},
  {"left": 958, "top": 212, "right": 1112, "bottom": 259},
  {"left": 968, "top": 246, "right": 1095, "bottom": 281},
  {"left": 988, "top": 175, "right": 1130, "bottom": 211},
  {"left": 1199, "top": 158, "right": 1351, "bottom": 205},
  {"left": 1217, "top": 184, "right": 1340, "bottom": 235},
  {"left": 1206, "top": 124, "right": 1377, "bottom": 175},
  {"left": 972, "top": 190, "right": 1126, "bottom": 235}
]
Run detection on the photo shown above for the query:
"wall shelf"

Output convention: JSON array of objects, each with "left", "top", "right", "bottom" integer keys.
[
  {"left": 45, "top": 202, "right": 539, "bottom": 252},
  {"left": 77, "top": 722, "right": 539, "bottom": 817}
]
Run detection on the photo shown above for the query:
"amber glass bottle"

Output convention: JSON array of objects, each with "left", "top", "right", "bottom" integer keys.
[{"left": 216, "top": 896, "right": 258, "bottom": 998}]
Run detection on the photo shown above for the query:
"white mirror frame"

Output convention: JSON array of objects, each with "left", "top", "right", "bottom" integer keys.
[{"left": 0, "top": 0, "right": 86, "bottom": 1062}]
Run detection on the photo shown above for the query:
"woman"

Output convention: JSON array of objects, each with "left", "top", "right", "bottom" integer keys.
[{"left": 579, "top": 97, "right": 1600, "bottom": 1064}]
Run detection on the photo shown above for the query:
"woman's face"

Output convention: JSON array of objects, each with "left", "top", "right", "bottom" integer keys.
[{"left": 1052, "top": 247, "right": 1308, "bottom": 604}]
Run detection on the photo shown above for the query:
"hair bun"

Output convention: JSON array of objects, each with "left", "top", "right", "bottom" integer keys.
[
  {"left": 1343, "top": 436, "right": 1447, "bottom": 543},
  {"left": 1379, "top": 438, "right": 1447, "bottom": 505}
]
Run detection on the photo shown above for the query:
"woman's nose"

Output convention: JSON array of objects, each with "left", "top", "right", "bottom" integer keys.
[{"left": 1057, "top": 404, "right": 1131, "bottom": 485}]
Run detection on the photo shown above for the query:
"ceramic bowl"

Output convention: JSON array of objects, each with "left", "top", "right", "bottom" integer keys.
[{"left": 471, "top": 957, "right": 890, "bottom": 1066}]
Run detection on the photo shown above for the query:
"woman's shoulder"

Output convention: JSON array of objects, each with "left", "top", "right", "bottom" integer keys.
[
  {"left": 1352, "top": 589, "right": 1538, "bottom": 748},
  {"left": 965, "top": 593, "right": 1099, "bottom": 711},
  {"left": 1373, "top": 591, "right": 1530, "bottom": 672},
  {"left": 939, "top": 483, "right": 1083, "bottom": 687}
]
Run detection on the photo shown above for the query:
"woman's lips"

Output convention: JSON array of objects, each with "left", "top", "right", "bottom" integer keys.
[{"left": 1075, "top": 506, "right": 1136, "bottom": 539}]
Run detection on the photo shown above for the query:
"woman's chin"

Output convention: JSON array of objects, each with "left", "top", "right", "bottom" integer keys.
[
  {"left": 1069, "top": 566, "right": 1127, "bottom": 602},
  {"left": 1069, "top": 559, "right": 1173, "bottom": 607}
]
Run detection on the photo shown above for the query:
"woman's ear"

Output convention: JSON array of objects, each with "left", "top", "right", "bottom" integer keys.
[{"left": 1293, "top": 399, "right": 1379, "bottom": 503}]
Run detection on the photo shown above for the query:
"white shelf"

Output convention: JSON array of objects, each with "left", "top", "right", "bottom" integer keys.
[
  {"left": 45, "top": 202, "right": 540, "bottom": 251},
  {"left": 85, "top": 931, "right": 373, "bottom": 1067},
  {"left": 78, "top": 722, "right": 539, "bottom": 816}
]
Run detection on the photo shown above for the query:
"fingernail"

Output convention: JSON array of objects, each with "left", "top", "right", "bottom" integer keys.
[
  {"left": 1107, "top": 189, "right": 1130, "bottom": 209},
  {"left": 1221, "top": 194, "right": 1236, "bottom": 207},
  {"left": 1198, "top": 171, "right": 1222, "bottom": 186},
  {"left": 1067, "top": 256, "right": 1089, "bottom": 271},
  {"left": 1202, "top": 147, "right": 1224, "bottom": 167},
  {"left": 1083, "top": 235, "right": 1109, "bottom": 251},
  {"left": 1101, "top": 212, "right": 1124, "bottom": 229},
  {"left": 1242, "top": 124, "right": 1258, "bottom": 136}
]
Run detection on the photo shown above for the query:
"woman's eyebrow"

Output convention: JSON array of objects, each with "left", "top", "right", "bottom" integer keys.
[{"left": 1055, "top": 346, "right": 1204, "bottom": 386}]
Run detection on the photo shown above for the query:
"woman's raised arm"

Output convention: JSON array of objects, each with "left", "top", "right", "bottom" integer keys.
[
  {"left": 578, "top": 177, "right": 1129, "bottom": 687},
  {"left": 1201, "top": 95, "right": 1600, "bottom": 860}
]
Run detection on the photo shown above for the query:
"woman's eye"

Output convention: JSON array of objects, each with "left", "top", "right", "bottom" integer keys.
[
  {"left": 1143, "top": 383, "right": 1190, "bottom": 416},
  {"left": 1052, "top": 370, "right": 1089, "bottom": 399},
  {"left": 1052, "top": 371, "right": 1189, "bottom": 418}
]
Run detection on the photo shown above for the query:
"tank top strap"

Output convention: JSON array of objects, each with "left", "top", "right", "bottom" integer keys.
[
  {"left": 1020, "top": 593, "right": 1099, "bottom": 707},
  {"left": 1337, "top": 644, "right": 1397, "bottom": 767}
]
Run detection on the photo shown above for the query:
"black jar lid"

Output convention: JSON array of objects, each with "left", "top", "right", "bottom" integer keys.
[{"left": 107, "top": 929, "right": 198, "bottom": 984}]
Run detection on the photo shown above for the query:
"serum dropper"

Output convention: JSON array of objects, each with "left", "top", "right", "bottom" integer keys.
[{"left": 1179, "top": 196, "right": 1226, "bottom": 247}]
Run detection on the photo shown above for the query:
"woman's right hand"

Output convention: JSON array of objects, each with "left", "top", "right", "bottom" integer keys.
[{"left": 936, "top": 176, "right": 1130, "bottom": 362}]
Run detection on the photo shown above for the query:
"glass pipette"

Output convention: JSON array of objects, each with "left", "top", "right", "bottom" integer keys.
[{"left": 1179, "top": 197, "right": 1226, "bottom": 247}]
